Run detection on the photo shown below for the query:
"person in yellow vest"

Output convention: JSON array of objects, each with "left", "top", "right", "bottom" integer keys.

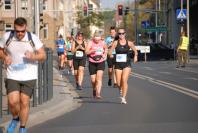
[{"left": 176, "top": 31, "right": 189, "bottom": 68}]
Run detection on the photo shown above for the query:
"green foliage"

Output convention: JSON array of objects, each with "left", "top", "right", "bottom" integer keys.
[
  {"left": 76, "top": 11, "right": 104, "bottom": 38},
  {"left": 103, "top": 11, "right": 116, "bottom": 36},
  {"left": 123, "top": 13, "right": 135, "bottom": 41}
]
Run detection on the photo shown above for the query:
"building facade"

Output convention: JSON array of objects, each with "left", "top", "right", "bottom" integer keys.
[{"left": 0, "top": 0, "right": 90, "bottom": 50}]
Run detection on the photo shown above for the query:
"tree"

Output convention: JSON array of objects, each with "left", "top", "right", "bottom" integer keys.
[
  {"left": 103, "top": 11, "right": 116, "bottom": 36},
  {"left": 76, "top": 11, "right": 104, "bottom": 38}
]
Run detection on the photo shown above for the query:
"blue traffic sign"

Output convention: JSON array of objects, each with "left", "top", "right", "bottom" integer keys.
[
  {"left": 141, "top": 21, "right": 150, "bottom": 28},
  {"left": 176, "top": 9, "right": 187, "bottom": 20}
]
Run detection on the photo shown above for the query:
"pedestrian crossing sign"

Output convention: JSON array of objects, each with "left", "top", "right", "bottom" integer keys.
[{"left": 176, "top": 9, "right": 187, "bottom": 20}]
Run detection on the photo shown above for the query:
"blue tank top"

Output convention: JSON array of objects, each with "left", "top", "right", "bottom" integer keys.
[{"left": 56, "top": 39, "right": 65, "bottom": 52}]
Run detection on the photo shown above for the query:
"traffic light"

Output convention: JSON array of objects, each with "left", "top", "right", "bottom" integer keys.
[
  {"left": 125, "top": 7, "right": 130, "bottom": 15},
  {"left": 83, "top": 5, "right": 88, "bottom": 16},
  {"left": 118, "top": 5, "right": 123, "bottom": 16}
]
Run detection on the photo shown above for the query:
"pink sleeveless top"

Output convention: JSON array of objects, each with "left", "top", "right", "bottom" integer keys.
[{"left": 89, "top": 40, "right": 105, "bottom": 63}]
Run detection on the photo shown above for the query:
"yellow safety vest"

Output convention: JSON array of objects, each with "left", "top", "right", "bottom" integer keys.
[{"left": 179, "top": 36, "right": 189, "bottom": 50}]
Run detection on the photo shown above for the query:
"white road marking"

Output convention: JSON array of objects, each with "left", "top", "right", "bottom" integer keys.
[
  {"left": 132, "top": 72, "right": 198, "bottom": 99},
  {"left": 144, "top": 67, "right": 153, "bottom": 71},
  {"left": 184, "top": 77, "right": 198, "bottom": 81},
  {"left": 158, "top": 72, "right": 172, "bottom": 75},
  {"left": 176, "top": 68, "right": 198, "bottom": 74}
]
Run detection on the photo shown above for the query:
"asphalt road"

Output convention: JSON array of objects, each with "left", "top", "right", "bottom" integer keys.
[{"left": 29, "top": 61, "right": 198, "bottom": 133}]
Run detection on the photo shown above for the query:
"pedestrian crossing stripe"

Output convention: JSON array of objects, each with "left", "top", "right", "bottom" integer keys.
[{"left": 177, "top": 9, "right": 187, "bottom": 19}]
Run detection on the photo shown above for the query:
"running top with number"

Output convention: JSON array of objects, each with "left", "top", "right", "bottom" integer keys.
[
  {"left": 115, "top": 40, "right": 130, "bottom": 63},
  {"left": 105, "top": 36, "right": 116, "bottom": 54},
  {"left": 89, "top": 40, "right": 105, "bottom": 63},
  {"left": 0, "top": 31, "right": 43, "bottom": 81},
  {"left": 56, "top": 39, "right": 65, "bottom": 52},
  {"left": 66, "top": 41, "right": 73, "bottom": 55},
  {"left": 74, "top": 41, "right": 85, "bottom": 59}
]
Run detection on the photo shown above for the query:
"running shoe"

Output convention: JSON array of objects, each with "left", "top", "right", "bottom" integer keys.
[
  {"left": 113, "top": 83, "right": 118, "bottom": 88},
  {"left": 108, "top": 79, "right": 112, "bottom": 86},
  {"left": 19, "top": 128, "right": 27, "bottom": 133},
  {"left": 121, "top": 97, "right": 127, "bottom": 104},
  {"left": 76, "top": 84, "right": 82, "bottom": 90},
  {"left": 93, "top": 90, "right": 96, "bottom": 97},
  {"left": 7, "top": 119, "right": 19, "bottom": 133}
]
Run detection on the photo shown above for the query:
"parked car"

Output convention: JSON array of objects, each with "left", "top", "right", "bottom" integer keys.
[{"left": 138, "top": 43, "right": 174, "bottom": 61}]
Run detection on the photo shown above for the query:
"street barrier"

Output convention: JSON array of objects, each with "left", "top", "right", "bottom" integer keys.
[{"left": 0, "top": 48, "right": 53, "bottom": 119}]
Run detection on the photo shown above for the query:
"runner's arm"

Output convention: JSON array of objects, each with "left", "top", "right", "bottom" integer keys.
[
  {"left": 108, "top": 41, "right": 117, "bottom": 57},
  {"left": 25, "top": 46, "right": 46, "bottom": 61},
  {"left": 128, "top": 41, "right": 138, "bottom": 63}
]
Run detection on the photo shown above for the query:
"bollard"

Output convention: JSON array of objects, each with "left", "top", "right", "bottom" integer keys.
[
  {"left": 47, "top": 48, "right": 53, "bottom": 100},
  {"left": 38, "top": 62, "right": 43, "bottom": 104}
]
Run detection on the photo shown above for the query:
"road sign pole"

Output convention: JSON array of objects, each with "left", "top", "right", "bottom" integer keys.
[
  {"left": 187, "top": 0, "right": 190, "bottom": 62},
  {"left": 180, "top": 0, "right": 183, "bottom": 32}
]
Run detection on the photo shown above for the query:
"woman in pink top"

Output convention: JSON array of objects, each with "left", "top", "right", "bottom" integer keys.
[{"left": 86, "top": 31, "right": 107, "bottom": 99}]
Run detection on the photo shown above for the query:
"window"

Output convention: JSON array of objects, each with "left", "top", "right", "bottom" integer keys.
[
  {"left": 43, "top": 0, "right": 47, "bottom": 10},
  {"left": 4, "top": 0, "right": 12, "bottom": 10},
  {"left": 43, "top": 23, "right": 48, "bottom": 39},
  {"left": 21, "top": 0, "right": 28, "bottom": 10},
  {"left": 5, "top": 24, "right": 12, "bottom": 32}
]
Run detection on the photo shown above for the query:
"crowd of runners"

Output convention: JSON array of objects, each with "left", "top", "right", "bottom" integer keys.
[{"left": 55, "top": 27, "right": 138, "bottom": 104}]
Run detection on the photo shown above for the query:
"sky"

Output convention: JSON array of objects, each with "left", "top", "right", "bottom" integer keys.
[{"left": 100, "top": 0, "right": 134, "bottom": 9}]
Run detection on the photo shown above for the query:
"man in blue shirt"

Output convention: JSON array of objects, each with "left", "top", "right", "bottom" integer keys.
[
  {"left": 105, "top": 26, "right": 118, "bottom": 87},
  {"left": 56, "top": 35, "right": 66, "bottom": 70}
]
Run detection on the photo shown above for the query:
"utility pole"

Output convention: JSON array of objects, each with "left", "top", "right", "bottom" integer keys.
[
  {"left": 187, "top": 0, "right": 189, "bottom": 38},
  {"left": 155, "top": 0, "right": 158, "bottom": 43},
  {"left": 34, "top": 0, "right": 40, "bottom": 36},
  {"left": 15, "top": 0, "right": 18, "bottom": 18},
  {"left": 134, "top": 0, "right": 138, "bottom": 45}
]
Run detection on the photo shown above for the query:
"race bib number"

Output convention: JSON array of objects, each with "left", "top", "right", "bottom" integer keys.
[
  {"left": 95, "top": 48, "right": 103, "bottom": 55},
  {"left": 116, "top": 54, "right": 127, "bottom": 62},
  {"left": 10, "top": 63, "right": 27, "bottom": 71},
  {"left": 75, "top": 51, "right": 83, "bottom": 57},
  {"left": 59, "top": 45, "right": 64, "bottom": 48}
]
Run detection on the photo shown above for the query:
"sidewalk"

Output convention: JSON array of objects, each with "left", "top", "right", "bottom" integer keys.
[{"left": 0, "top": 67, "right": 81, "bottom": 132}]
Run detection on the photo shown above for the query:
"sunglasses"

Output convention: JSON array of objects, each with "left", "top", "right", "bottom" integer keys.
[
  {"left": 15, "top": 30, "right": 26, "bottom": 33},
  {"left": 118, "top": 32, "right": 125, "bottom": 35}
]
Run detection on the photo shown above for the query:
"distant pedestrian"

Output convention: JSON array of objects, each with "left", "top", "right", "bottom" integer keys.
[
  {"left": 56, "top": 34, "right": 66, "bottom": 70},
  {"left": 109, "top": 28, "right": 138, "bottom": 104},
  {"left": 72, "top": 31, "right": 87, "bottom": 90},
  {"left": 176, "top": 31, "right": 189, "bottom": 68},
  {"left": 0, "top": 17, "right": 46, "bottom": 133},
  {"left": 86, "top": 31, "right": 107, "bottom": 99},
  {"left": 66, "top": 36, "right": 74, "bottom": 75}
]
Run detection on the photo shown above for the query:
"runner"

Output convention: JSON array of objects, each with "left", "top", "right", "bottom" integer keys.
[
  {"left": 0, "top": 17, "right": 46, "bottom": 133},
  {"left": 86, "top": 31, "right": 107, "bottom": 99},
  {"left": 66, "top": 36, "right": 74, "bottom": 75},
  {"left": 109, "top": 28, "right": 138, "bottom": 104},
  {"left": 56, "top": 35, "right": 66, "bottom": 70},
  {"left": 72, "top": 32, "right": 87, "bottom": 90},
  {"left": 105, "top": 26, "right": 118, "bottom": 87}
]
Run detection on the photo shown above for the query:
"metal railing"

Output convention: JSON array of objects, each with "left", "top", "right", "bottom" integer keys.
[{"left": 0, "top": 48, "right": 53, "bottom": 119}]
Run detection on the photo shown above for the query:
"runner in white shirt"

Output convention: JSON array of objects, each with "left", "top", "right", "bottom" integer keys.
[{"left": 0, "top": 17, "right": 46, "bottom": 133}]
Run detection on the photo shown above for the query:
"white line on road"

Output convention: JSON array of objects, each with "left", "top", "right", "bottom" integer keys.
[
  {"left": 184, "top": 77, "right": 198, "bottom": 81},
  {"left": 132, "top": 72, "right": 198, "bottom": 99},
  {"left": 176, "top": 68, "right": 198, "bottom": 74},
  {"left": 144, "top": 67, "right": 153, "bottom": 71},
  {"left": 158, "top": 72, "right": 172, "bottom": 75}
]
